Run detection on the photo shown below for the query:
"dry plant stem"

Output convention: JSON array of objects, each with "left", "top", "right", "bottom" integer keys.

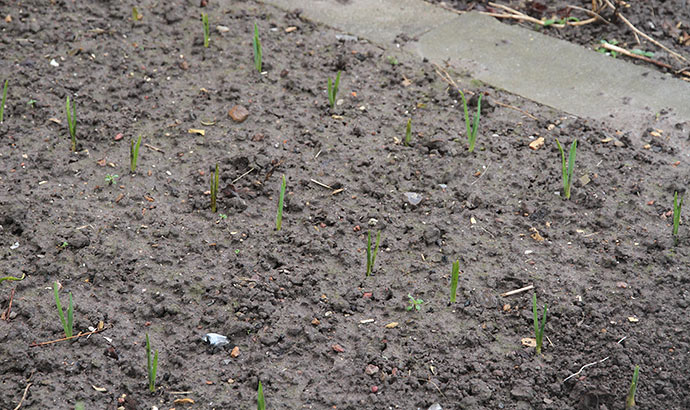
[
  {"left": 310, "top": 179, "right": 333, "bottom": 190},
  {"left": 563, "top": 357, "right": 610, "bottom": 382},
  {"left": 1, "top": 287, "right": 16, "bottom": 320},
  {"left": 13, "top": 382, "right": 32, "bottom": 410},
  {"left": 500, "top": 284, "right": 534, "bottom": 297},
  {"left": 492, "top": 100, "right": 539, "bottom": 120},
  {"left": 567, "top": 4, "right": 612, "bottom": 25},
  {"left": 29, "top": 325, "right": 110, "bottom": 347},
  {"left": 232, "top": 167, "right": 255, "bottom": 183},
  {"left": 144, "top": 143, "right": 164, "bottom": 153},
  {"left": 601, "top": 0, "right": 687, "bottom": 62},
  {"left": 600, "top": 43, "right": 674, "bottom": 70}
]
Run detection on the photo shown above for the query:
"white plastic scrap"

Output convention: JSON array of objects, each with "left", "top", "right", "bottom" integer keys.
[{"left": 202, "top": 333, "right": 229, "bottom": 347}]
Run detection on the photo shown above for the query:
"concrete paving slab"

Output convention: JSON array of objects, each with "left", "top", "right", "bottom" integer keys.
[
  {"left": 260, "top": 0, "right": 690, "bottom": 135},
  {"left": 262, "top": 0, "right": 456, "bottom": 45},
  {"left": 405, "top": 12, "right": 690, "bottom": 134}
]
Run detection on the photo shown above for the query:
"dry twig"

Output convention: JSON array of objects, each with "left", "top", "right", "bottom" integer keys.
[
  {"left": 599, "top": 42, "right": 674, "bottom": 70},
  {"left": 13, "top": 382, "right": 32, "bottom": 410},
  {"left": 30, "top": 324, "right": 111, "bottom": 347}
]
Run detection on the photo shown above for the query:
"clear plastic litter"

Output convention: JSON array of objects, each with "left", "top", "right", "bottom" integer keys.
[{"left": 202, "top": 333, "right": 229, "bottom": 347}]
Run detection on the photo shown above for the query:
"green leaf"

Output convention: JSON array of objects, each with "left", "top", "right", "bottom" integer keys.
[{"left": 257, "top": 381, "right": 266, "bottom": 410}]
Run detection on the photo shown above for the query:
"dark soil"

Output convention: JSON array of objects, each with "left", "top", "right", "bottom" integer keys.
[
  {"left": 431, "top": 0, "right": 690, "bottom": 75},
  {"left": 1, "top": 1, "right": 689, "bottom": 409}
]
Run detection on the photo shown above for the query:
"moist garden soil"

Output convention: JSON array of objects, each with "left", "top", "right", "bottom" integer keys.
[
  {"left": 1, "top": 0, "right": 689, "bottom": 409},
  {"left": 431, "top": 0, "right": 690, "bottom": 76}
]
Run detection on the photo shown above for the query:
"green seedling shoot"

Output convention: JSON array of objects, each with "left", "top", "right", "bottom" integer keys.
[
  {"left": 105, "top": 174, "right": 119, "bottom": 185},
  {"left": 210, "top": 163, "right": 219, "bottom": 213},
  {"left": 276, "top": 175, "right": 286, "bottom": 231},
  {"left": 673, "top": 191, "right": 683, "bottom": 239},
  {"left": 532, "top": 293, "right": 547, "bottom": 355},
  {"left": 555, "top": 138, "right": 577, "bottom": 199},
  {"left": 202, "top": 13, "right": 210, "bottom": 48},
  {"left": 66, "top": 96, "right": 77, "bottom": 151},
  {"left": 328, "top": 71, "right": 341, "bottom": 109},
  {"left": 0, "top": 273, "right": 25, "bottom": 285},
  {"left": 0, "top": 79, "right": 8, "bottom": 123},
  {"left": 257, "top": 380, "right": 266, "bottom": 410},
  {"left": 253, "top": 23, "right": 262, "bottom": 73},
  {"left": 450, "top": 259, "right": 460, "bottom": 303},
  {"left": 74, "top": 401, "right": 85, "bottom": 410},
  {"left": 146, "top": 333, "right": 159, "bottom": 392},
  {"left": 365, "top": 230, "right": 381, "bottom": 276},
  {"left": 458, "top": 89, "right": 482, "bottom": 152},
  {"left": 404, "top": 118, "right": 412, "bottom": 146},
  {"left": 130, "top": 135, "right": 142, "bottom": 173},
  {"left": 406, "top": 294, "right": 424, "bottom": 312},
  {"left": 625, "top": 365, "right": 640, "bottom": 409},
  {"left": 132, "top": 7, "right": 142, "bottom": 21},
  {"left": 53, "top": 281, "right": 74, "bottom": 338}
]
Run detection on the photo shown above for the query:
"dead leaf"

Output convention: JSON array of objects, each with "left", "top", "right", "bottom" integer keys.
[
  {"left": 92, "top": 385, "right": 107, "bottom": 392},
  {"left": 48, "top": 117, "right": 62, "bottom": 125},
  {"left": 628, "top": 316, "right": 639, "bottom": 323},
  {"left": 231, "top": 346, "right": 240, "bottom": 358},
  {"left": 529, "top": 137, "right": 545, "bottom": 150},
  {"left": 173, "top": 398, "right": 195, "bottom": 405},
  {"left": 285, "top": 26, "right": 297, "bottom": 33},
  {"left": 384, "top": 322, "right": 398, "bottom": 329},
  {"left": 401, "top": 76, "right": 412, "bottom": 87},
  {"left": 530, "top": 227, "right": 544, "bottom": 242},
  {"left": 521, "top": 337, "right": 537, "bottom": 347},
  {"left": 188, "top": 128, "right": 205, "bottom": 136}
]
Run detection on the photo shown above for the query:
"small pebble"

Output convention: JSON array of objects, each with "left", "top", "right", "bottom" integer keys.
[
  {"left": 228, "top": 105, "right": 249, "bottom": 123},
  {"left": 371, "top": 385, "right": 378, "bottom": 393}
]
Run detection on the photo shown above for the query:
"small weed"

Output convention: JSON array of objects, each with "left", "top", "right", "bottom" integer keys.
[
  {"left": 541, "top": 16, "right": 579, "bottom": 27},
  {"left": 673, "top": 191, "right": 683, "bottom": 239},
  {"left": 66, "top": 96, "right": 77, "bottom": 151},
  {"left": 105, "top": 174, "right": 119, "bottom": 185},
  {"left": 132, "top": 7, "right": 142, "bottom": 21},
  {"left": 532, "top": 293, "right": 547, "bottom": 355},
  {"left": 596, "top": 39, "right": 619, "bottom": 57},
  {"left": 450, "top": 259, "right": 460, "bottom": 303},
  {"left": 202, "top": 13, "right": 210, "bottom": 48},
  {"left": 404, "top": 118, "right": 412, "bottom": 146},
  {"left": 387, "top": 56, "right": 399, "bottom": 65},
  {"left": 276, "top": 175, "right": 286, "bottom": 231},
  {"left": 219, "top": 213, "right": 227, "bottom": 220},
  {"left": 53, "top": 281, "right": 74, "bottom": 338},
  {"left": 59, "top": 241, "right": 69, "bottom": 249},
  {"left": 130, "top": 135, "right": 142, "bottom": 173},
  {"left": 406, "top": 294, "right": 424, "bottom": 312},
  {"left": 253, "top": 23, "right": 262, "bottom": 73},
  {"left": 210, "top": 164, "right": 219, "bottom": 213},
  {"left": 146, "top": 333, "right": 159, "bottom": 392},
  {"left": 327, "top": 71, "right": 341, "bottom": 109},
  {"left": 365, "top": 230, "right": 381, "bottom": 276},
  {"left": 555, "top": 138, "right": 577, "bottom": 199},
  {"left": 27, "top": 99, "right": 36, "bottom": 107},
  {"left": 0, "top": 273, "right": 25, "bottom": 285},
  {"left": 0, "top": 79, "right": 8, "bottom": 123},
  {"left": 74, "top": 402, "right": 85, "bottom": 410},
  {"left": 458, "top": 90, "right": 482, "bottom": 152},
  {"left": 625, "top": 365, "right": 640, "bottom": 409},
  {"left": 631, "top": 49, "right": 654, "bottom": 58},
  {"left": 257, "top": 380, "right": 266, "bottom": 410}
]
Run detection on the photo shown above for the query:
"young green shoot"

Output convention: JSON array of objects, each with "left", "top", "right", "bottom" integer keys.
[
  {"left": 404, "top": 118, "right": 412, "bottom": 146},
  {"left": 132, "top": 7, "right": 142, "bottom": 21},
  {"left": 365, "top": 230, "right": 381, "bottom": 276},
  {"left": 406, "top": 294, "right": 424, "bottom": 312},
  {"left": 74, "top": 401, "right": 85, "bottom": 410},
  {"left": 53, "top": 281, "right": 74, "bottom": 338},
  {"left": 253, "top": 23, "right": 262, "bottom": 73},
  {"left": 276, "top": 175, "right": 286, "bottom": 231},
  {"left": 146, "top": 333, "right": 159, "bottom": 393},
  {"left": 459, "top": 90, "right": 482, "bottom": 152},
  {"left": 202, "top": 13, "right": 210, "bottom": 48},
  {"left": 0, "top": 273, "right": 25, "bottom": 285},
  {"left": 210, "top": 163, "right": 219, "bottom": 213},
  {"left": 625, "top": 365, "right": 640, "bottom": 409},
  {"left": 130, "top": 135, "right": 142, "bottom": 173},
  {"left": 66, "top": 96, "right": 77, "bottom": 152},
  {"left": 327, "top": 71, "right": 341, "bottom": 110},
  {"left": 532, "top": 293, "right": 547, "bottom": 355},
  {"left": 673, "top": 191, "right": 683, "bottom": 239},
  {"left": 105, "top": 174, "right": 119, "bottom": 185},
  {"left": 0, "top": 79, "right": 8, "bottom": 123},
  {"left": 257, "top": 380, "right": 266, "bottom": 410},
  {"left": 450, "top": 259, "right": 460, "bottom": 303},
  {"left": 555, "top": 138, "right": 577, "bottom": 200}
]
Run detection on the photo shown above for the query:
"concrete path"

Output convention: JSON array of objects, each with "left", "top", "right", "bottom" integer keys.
[{"left": 261, "top": 0, "right": 690, "bottom": 137}]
